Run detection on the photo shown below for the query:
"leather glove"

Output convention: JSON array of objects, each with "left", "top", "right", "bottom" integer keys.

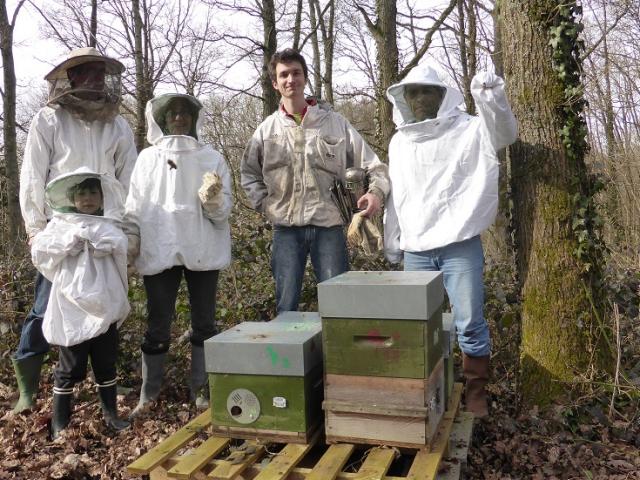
[
  {"left": 347, "top": 211, "right": 383, "bottom": 256},
  {"left": 198, "top": 171, "right": 224, "bottom": 216}
]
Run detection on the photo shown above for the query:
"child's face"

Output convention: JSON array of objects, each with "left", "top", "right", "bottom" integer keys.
[{"left": 73, "top": 186, "right": 103, "bottom": 214}]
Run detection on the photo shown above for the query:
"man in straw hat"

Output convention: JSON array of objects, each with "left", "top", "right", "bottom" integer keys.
[{"left": 13, "top": 47, "right": 137, "bottom": 414}]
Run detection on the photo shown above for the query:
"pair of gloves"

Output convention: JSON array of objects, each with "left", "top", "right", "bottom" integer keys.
[{"left": 347, "top": 211, "right": 383, "bottom": 256}]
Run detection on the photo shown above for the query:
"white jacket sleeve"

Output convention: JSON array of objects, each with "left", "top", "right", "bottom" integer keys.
[
  {"left": 113, "top": 117, "right": 138, "bottom": 194},
  {"left": 19, "top": 112, "right": 52, "bottom": 239},
  {"left": 201, "top": 154, "right": 233, "bottom": 224},
  {"left": 122, "top": 156, "right": 144, "bottom": 240},
  {"left": 345, "top": 120, "right": 390, "bottom": 200},
  {"left": 471, "top": 71, "right": 518, "bottom": 151},
  {"left": 31, "top": 223, "right": 83, "bottom": 281},
  {"left": 240, "top": 134, "right": 267, "bottom": 212},
  {"left": 383, "top": 187, "right": 403, "bottom": 264}
]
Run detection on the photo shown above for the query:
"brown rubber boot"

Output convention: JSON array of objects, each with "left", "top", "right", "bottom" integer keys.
[{"left": 462, "top": 353, "right": 490, "bottom": 418}]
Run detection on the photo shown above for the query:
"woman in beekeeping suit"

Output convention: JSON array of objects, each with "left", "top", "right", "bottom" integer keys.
[{"left": 125, "top": 93, "right": 232, "bottom": 416}]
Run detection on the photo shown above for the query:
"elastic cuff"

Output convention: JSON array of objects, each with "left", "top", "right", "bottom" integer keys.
[
  {"left": 141, "top": 342, "right": 170, "bottom": 355},
  {"left": 96, "top": 378, "right": 117, "bottom": 388},
  {"left": 53, "top": 386, "right": 74, "bottom": 395}
]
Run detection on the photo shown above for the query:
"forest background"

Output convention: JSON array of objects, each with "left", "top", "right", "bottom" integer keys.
[{"left": 0, "top": 0, "right": 639, "bottom": 478}]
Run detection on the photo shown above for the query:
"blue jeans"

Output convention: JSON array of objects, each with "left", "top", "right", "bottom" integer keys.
[
  {"left": 15, "top": 271, "right": 51, "bottom": 360},
  {"left": 404, "top": 235, "right": 490, "bottom": 357},
  {"left": 272, "top": 225, "right": 349, "bottom": 313}
]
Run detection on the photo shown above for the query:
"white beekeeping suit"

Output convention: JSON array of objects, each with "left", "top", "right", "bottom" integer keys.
[
  {"left": 31, "top": 168, "right": 130, "bottom": 347},
  {"left": 383, "top": 63, "right": 518, "bottom": 262},
  {"left": 124, "top": 94, "right": 232, "bottom": 276}
]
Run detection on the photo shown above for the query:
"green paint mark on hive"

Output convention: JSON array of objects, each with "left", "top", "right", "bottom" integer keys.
[{"left": 266, "top": 346, "right": 278, "bottom": 365}]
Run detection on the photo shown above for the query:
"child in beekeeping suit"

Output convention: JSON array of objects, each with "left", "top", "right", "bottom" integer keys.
[
  {"left": 30, "top": 168, "right": 131, "bottom": 439},
  {"left": 125, "top": 93, "right": 232, "bottom": 417}
]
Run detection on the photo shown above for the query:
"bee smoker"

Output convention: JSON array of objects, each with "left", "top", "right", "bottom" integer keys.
[{"left": 345, "top": 167, "right": 369, "bottom": 211}]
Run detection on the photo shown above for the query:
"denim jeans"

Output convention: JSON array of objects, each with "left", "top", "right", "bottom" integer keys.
[
  {"left": 142, "top": 267, "right": 219, "bottom": 353},
  {"left": 15, "top": 271, "right": 51, "bottom": 360},
  {"left": 272, "top": 225, "right": 349, "bottom": 313},
  {"left": 404, "top": 235, "right": 490, "bottom": 357}
]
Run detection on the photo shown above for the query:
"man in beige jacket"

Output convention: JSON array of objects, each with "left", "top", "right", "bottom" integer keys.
[{"left": 241, "top": 48, "right": 389, "bottom": 312}]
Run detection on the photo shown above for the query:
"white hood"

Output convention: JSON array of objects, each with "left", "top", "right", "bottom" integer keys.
[
  {"left": 146, "top": 93, "right": 205, "bottom": 147},
  {"left": 45, "top": 167, "right": 125, "bottom": 222},
  {"left": 386, "top": 63, "right": 465, "bottom": 130}
]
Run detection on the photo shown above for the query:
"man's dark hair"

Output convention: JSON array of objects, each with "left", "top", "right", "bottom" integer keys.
[{"left": 268, "top": 48, "right": 308, "bottom": 82}]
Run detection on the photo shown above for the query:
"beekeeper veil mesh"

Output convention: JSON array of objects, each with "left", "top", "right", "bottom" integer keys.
[{"left": 45, "top": 47, "right": 124, "bottom": 122}]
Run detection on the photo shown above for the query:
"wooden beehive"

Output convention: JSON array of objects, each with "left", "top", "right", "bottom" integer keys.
[
  {"left": 318, "top": 271, "right": 446, "bottom": 448},
  {"left": 204, "top": 313, "right": 323, "bottom": 443}
]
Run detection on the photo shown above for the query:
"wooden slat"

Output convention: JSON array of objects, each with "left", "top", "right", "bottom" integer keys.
[
  {"left": 354, "top": 448, "right": 395, "bottom": 480},
  {"left": 406, "top": 384, "right": 464, "bottom": 480},
  {"left": 306, "top": 444, "right": 355, "bottom": 480},
  {"left": 167, "top": 436, "right": 230, "bottom": 479},
  {"left": 207, "top": 441, "right": 265, "bottom": 480},
  {"left": 406, "top": 450, "right": 440, "bottom": 480},
  {"left": 253, "top": 442, "right": 314, "bottom": 480},
  {"left": 446, "top": 383, "right": 463, "bottom": 417},
  {"left": 127, "top": 410, "right": 212, "bottom": 475}
]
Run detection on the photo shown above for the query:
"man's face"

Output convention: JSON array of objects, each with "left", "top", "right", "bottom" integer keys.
[
  {"left": 272, "top": 61, "right": 306, "bottom": 100},
  {"left": 73, "top": 186, "right": 103, "bottom": 215},
  {"left": 404, "top": 84, "right": 446, "bottom": 122},
  {"left": 67, "top": 61, "right": 107, "bottom": 100},
  {"left": 165, "top": 99, "right": 194, "bottom": 136}
]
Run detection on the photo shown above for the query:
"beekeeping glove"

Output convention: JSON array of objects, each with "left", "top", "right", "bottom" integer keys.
[
  {"left": 198, "top": 171, "right": 224, "bottom": 218},
  {"left": 347, "top": 211, "right": 383, "bottom": 256}
]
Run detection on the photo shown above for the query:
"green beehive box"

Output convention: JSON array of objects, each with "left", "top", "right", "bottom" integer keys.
[
  {"left": 319, "top": 271, "right": 444, "bottom": 379},
  {"left": 204, "top": 315, "right": 323, "bottom": 443},
  {"left": 322, "top": 308, "right": 443, "bottom": 379}
]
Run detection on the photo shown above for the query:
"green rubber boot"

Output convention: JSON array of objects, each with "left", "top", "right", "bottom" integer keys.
[{"left": 12, "top": 354, "right": 44, "bottom": 413}]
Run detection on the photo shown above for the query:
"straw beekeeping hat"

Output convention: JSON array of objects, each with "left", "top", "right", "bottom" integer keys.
[{"left": 45, "top": 47, "right": 124, "bottom": 81}]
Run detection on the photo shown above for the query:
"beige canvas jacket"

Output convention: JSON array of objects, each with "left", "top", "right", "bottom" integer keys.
[{"left": 241, "top": 103, "right": 389, "bottom": 227}]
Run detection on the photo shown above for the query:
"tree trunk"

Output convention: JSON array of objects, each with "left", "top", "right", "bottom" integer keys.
[
  {"left": 601, "top": 10, "right": 616, "bottom": 157},
  {"left": 457, "top": 0, "right": 473, "bottom": 114},
  {"left": 132, "top": 0, "right": 146, "bottom": 151},
  {"left": 308, "top": 0, "right": 322, "bottom": 98},
  {"left": 501, "top": 1, "right": 609, "bottom": 405},
  {"left": 312, "top": 0, "right": 334, "bottom": 105},
  {"left": 292, "top": 0, "right": 303, "bottom": 51},
  {"left": 89, "top": 0, "right": 98, "bottom": 47},
  {"left": 374, "top": 0, "right": 398, "bottom": 160},
  {"left": 482, "top": 0, "right": 513, "bottom": 266},
  {"left": 0, "top": 0, "right": 26, "bottom": 251},
  {"left": 261, "top": 0, "right": 278, "bottom": 119},
  {"left": 320, "top": 0, "right": 334, "bottom": 105}
]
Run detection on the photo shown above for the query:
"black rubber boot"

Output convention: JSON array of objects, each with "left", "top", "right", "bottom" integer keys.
[
  {"left": 98, "top": 384, "right": 130, "bottom": 431},
  {"left": 51, "top": 393, "right": 73, "bottom": 439}
]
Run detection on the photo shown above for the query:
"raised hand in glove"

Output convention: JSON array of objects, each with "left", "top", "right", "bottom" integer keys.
[{"left": 198, "top": 171, "right": 224, "bottom": 218}]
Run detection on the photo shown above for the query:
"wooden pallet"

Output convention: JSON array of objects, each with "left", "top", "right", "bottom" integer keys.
[{"left": 126, "top": 383, "right": 472, "bottom": 480}]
